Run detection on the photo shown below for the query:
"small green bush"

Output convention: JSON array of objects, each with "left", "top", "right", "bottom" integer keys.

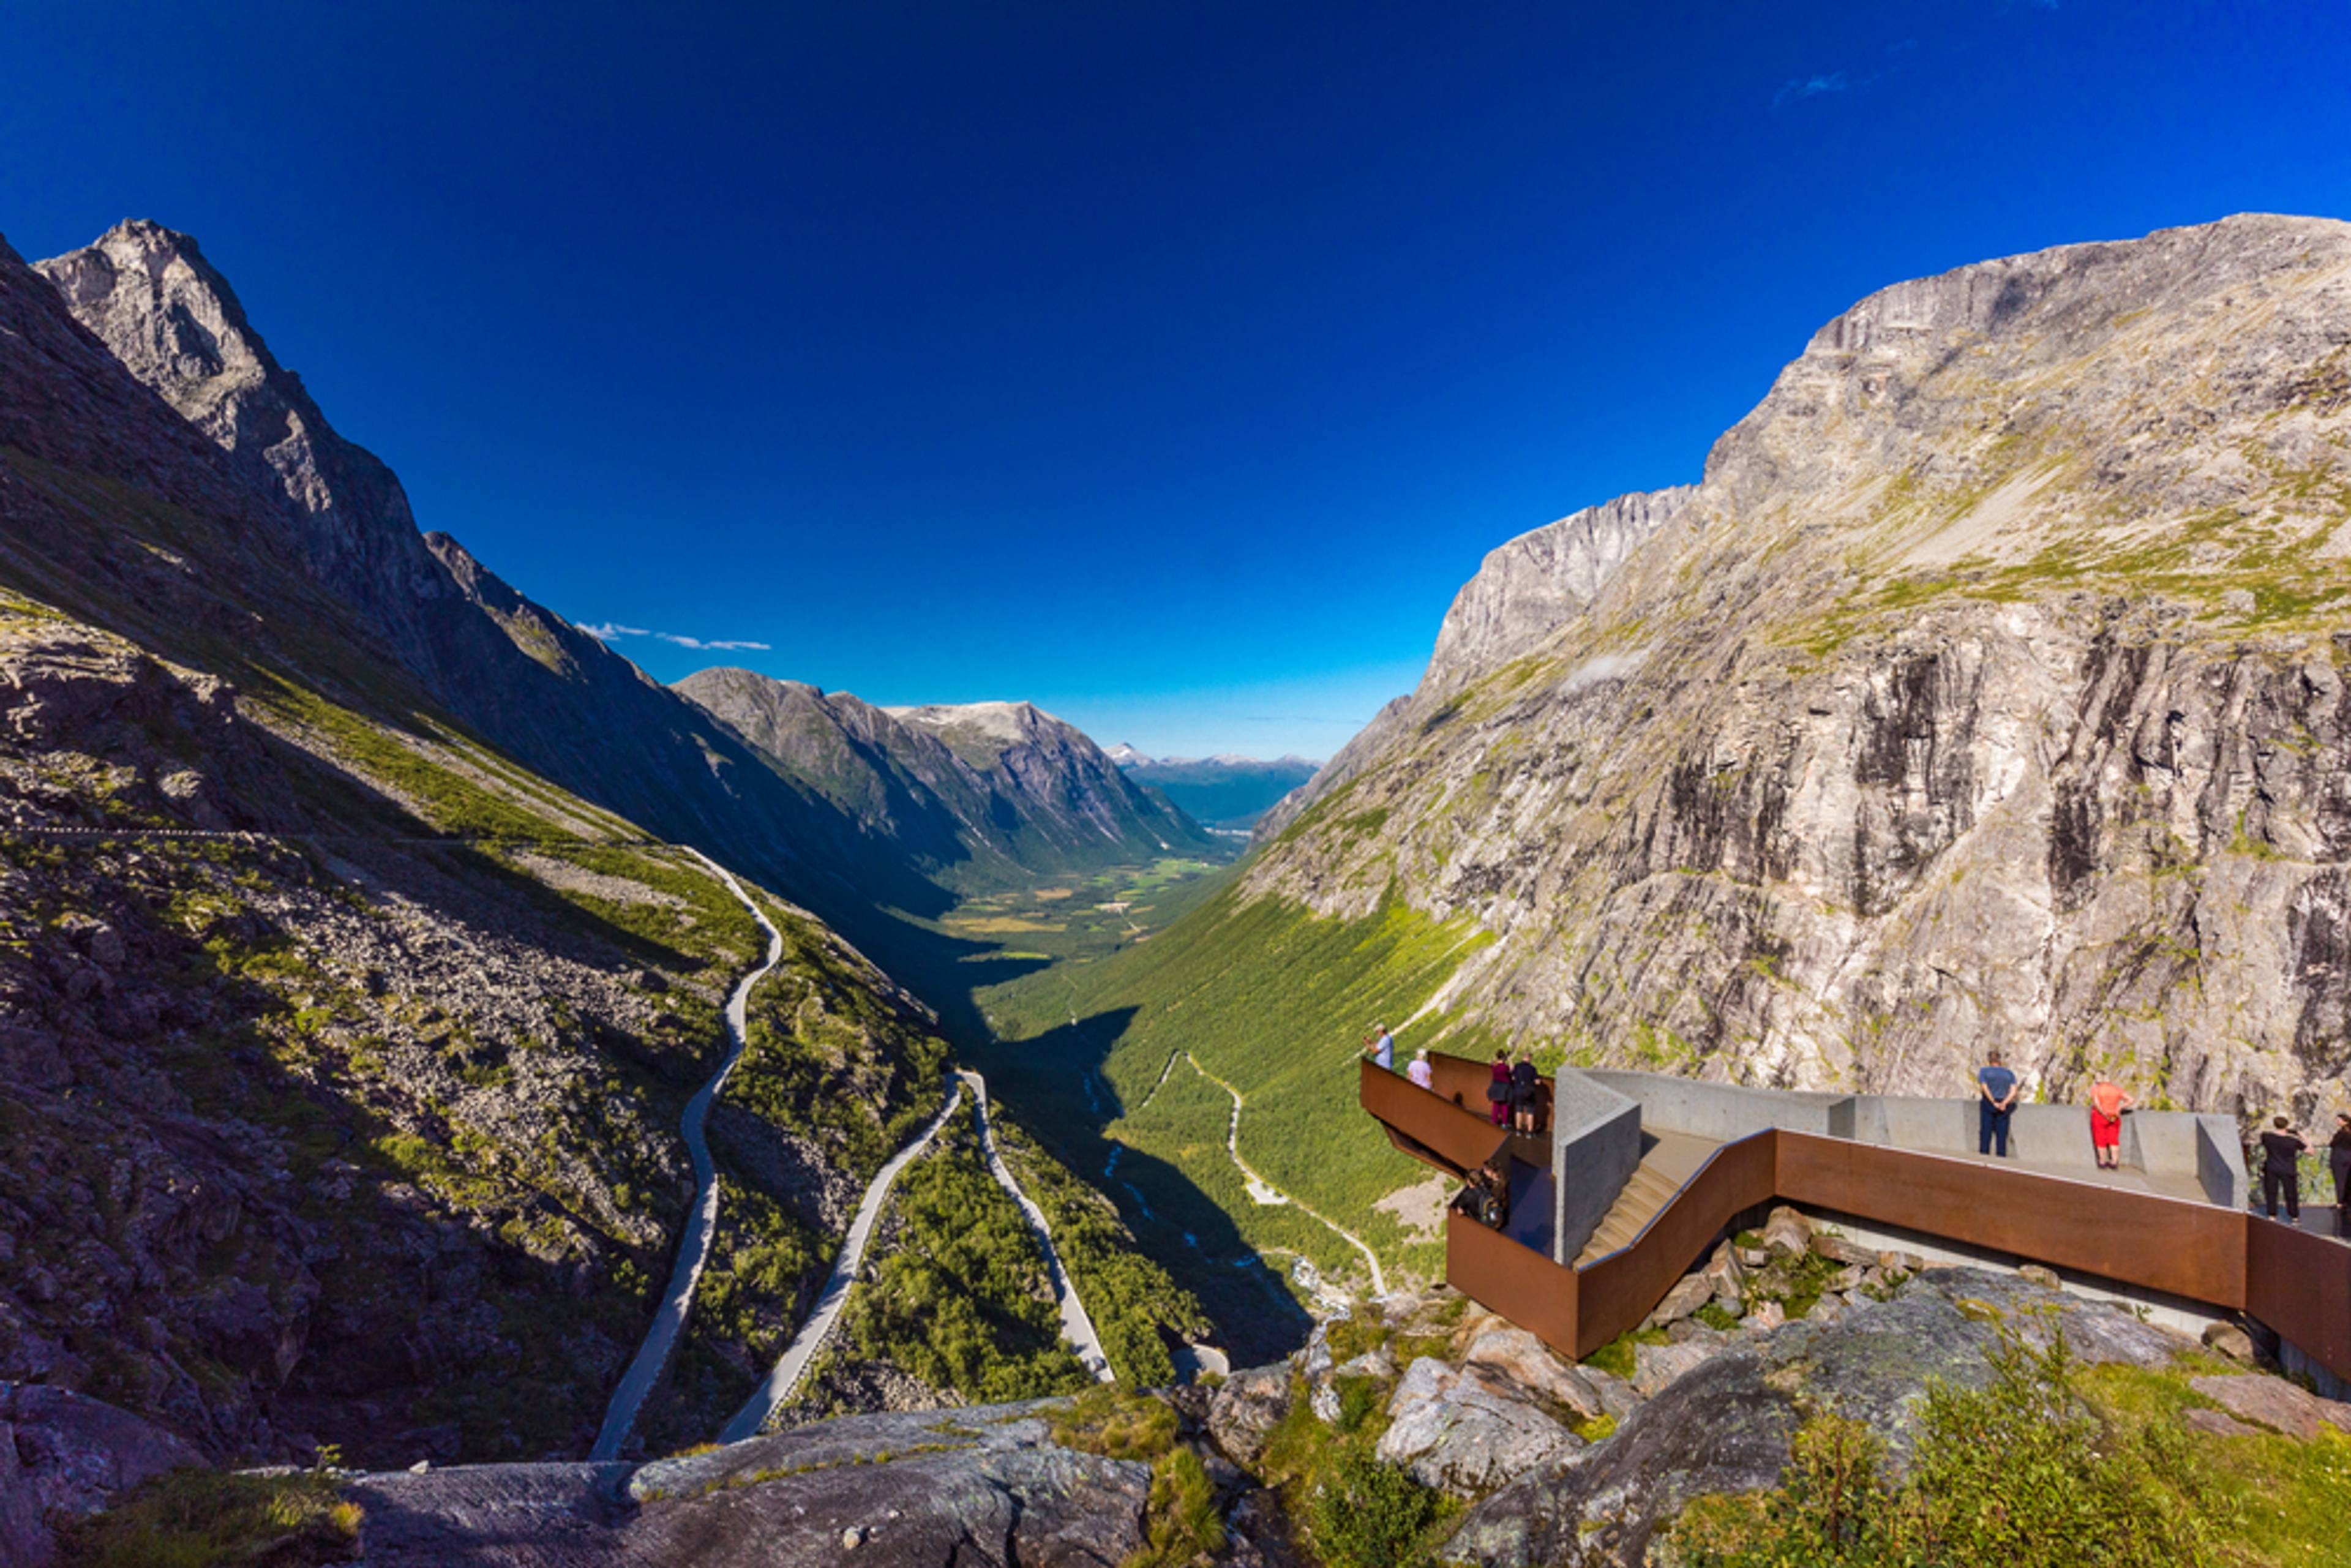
[
  {"left": 1674, "top": 1328, "right": 2235, "bottom": 1567},
  {"left": 1308, "top": 1443, "right": 1442, "bottom": 1568},
  {"left": 58, "top": 1468, "right": 361, "bottom": 1567}
]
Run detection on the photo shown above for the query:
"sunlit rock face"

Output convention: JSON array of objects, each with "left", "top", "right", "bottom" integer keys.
[{"left": 1248, "top": 214, "right": 2351, "bottom": 1119}]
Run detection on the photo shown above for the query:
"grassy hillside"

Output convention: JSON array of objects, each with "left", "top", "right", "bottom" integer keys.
[{"left": 973, "top": 881, "right": 1496, "bottom": 1349}]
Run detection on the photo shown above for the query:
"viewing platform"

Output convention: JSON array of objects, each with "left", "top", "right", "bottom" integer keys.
[{"left": 1360, "top": 1054, "right": 2351, "bottom": 1391}]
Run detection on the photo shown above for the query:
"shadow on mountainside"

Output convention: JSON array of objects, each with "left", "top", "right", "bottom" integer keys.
[{"left": 969, "top": 1008, "right": 1317, "bottom": 1368}]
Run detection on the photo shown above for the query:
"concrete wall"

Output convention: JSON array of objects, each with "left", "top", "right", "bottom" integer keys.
[
  {"left": 1584, "top": 1070, "right": 1845, "bottom": 1141},
  {"left": 2194, "top": 1117, "right": 2251, "bottom": 1210},
  {"left": 1550, "top": 1069, "right": 1643, "bottom": 1266},
  {"left": 1590, "top": 1067, "right": 2238, "bottom": 1207}
]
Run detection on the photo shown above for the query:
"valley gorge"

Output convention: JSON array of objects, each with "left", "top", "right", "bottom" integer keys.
[{"left": 10, "top": 209, "right": 2351, "bottom": 1564}]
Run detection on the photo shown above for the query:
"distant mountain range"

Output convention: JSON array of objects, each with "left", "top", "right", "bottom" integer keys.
[
  {"left": 1106, "top": 748, "right": 1321, "bottom": 830},
  {"left": 675, "top": 671, "right": 1217, "bottom": 890}
]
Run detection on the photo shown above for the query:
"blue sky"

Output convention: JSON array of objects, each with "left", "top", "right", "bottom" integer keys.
[{"left": 4, "top": 2, "right": 2348, "bottom": 760}]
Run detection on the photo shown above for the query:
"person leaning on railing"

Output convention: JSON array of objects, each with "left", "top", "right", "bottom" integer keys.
[
  {"left": 1406, "top": 1048, "right": 1433, "bottom": 1090},
  {"left": 2087, "top": 1075, "right": 2134, "bottom": 1171}
]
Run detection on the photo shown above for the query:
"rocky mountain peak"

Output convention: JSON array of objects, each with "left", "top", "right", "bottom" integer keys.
[
  {"left": 36, "top": 220, "right": 456, "bottom": 674},
  {"left": 1426, "top": 484, "right": 1698, "bottom": 685}
]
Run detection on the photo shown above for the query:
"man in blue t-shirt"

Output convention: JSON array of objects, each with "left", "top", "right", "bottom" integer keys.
[
  {"left": 1362, "top": 1024, "right": 1395, "bottom": 1072},
  {"left": 1977, "top": 1050, "right": 2020, "bottom": 1157}
]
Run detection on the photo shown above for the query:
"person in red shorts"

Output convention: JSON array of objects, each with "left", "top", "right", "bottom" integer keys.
[{"left": 2087, "top": 1076, "right": 2134, "bottom": 1169}]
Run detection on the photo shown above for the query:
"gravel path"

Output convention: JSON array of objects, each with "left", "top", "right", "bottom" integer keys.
[
  {"left": 1117, "top": 1046, "right": 1389, "bottom": 1298},
  {"left": 589, "top": 851, "right": 784, "bottom": 1461}
]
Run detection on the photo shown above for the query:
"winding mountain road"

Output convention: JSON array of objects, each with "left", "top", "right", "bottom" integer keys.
[
  {"left": 961, "top": 1069, "right": 1115, "bottom": 1384},
  {"left": 590, "top": 850, "right": 784, "bottom": 1462},
  {"left": 718, "top": 1076, "right": 967, "bottom": 1442}
]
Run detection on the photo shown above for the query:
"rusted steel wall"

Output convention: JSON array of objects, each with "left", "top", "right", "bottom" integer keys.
[
  {"left": 2247, "top": 1219, "right": 2351, "bottom": 1379},
  {"left": 1423, "top": 1052, "right": 1508, "bottom": 1116},
  {"left": 1360, "top": 1061, "right": 1509, "bottom": 1176},
  {"left": 1573, "top": 1133, "right": 1775, "bottom": 1357},
  {"left": 1446, "top": 1210, "right": 1580, "bottom": 1359},
  {"left": 1775, "top": 1132, "right": 2249, "bottom": 1309},
  {"left": 1370, "top": 1058, "right": 2351, "bottom": 1385}
]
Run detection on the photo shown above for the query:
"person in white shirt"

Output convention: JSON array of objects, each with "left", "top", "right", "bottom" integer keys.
[{"left": 1407, "top": 1048, "right": 1433, "bottom": 1090}]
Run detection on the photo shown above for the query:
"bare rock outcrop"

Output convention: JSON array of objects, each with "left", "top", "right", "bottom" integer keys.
[
  {"left": 1427, "top": 486, "right": 1698, "bottom": 684},
  {"left": 1242, "top": 214, "right": 2351, "bottom": 1120}
]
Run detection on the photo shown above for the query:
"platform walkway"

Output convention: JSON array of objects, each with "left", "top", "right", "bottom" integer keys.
[{"left": 1360, "top": 1056, "right": 2351, "bottom": 1386}]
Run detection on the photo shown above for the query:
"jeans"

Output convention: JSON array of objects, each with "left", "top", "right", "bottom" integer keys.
[
  {"left": 1978, "top": 1101, "right": 2012, "bottom": 1157},
  {"left": 2263, "top": 1166, "right": 2301, "bottom": 1220}
]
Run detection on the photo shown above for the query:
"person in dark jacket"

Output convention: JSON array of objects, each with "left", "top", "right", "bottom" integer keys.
[
  {"left": 2258, "top": 1116, "right": 2310, "bottom": 1222},
  {"left": 2330, "top": 1111, "right": 2351, "bottom": 1237},
  {"left": 1447, "top": 1159, "right": 1511, "bottom": 1230},
  {"left": 1510, "top": 1053, "right": 1542, "bottom": 1135},
  {"left": 1485, "top": 1049, "right": 1511, "bottom": 1128}
]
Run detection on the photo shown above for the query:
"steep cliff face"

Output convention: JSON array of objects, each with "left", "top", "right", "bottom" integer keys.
[
  {"left": 887, "top": 699, "right": 1220, "bottom": 870},
  {"left": 678, "top": 669, "right": 1218, "bottom": 888},
  {"left": 1245, "top": 214, "right": 2351, "bottom": 1118}
]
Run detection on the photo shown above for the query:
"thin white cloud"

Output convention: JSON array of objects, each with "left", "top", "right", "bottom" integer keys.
[
  {"left": 1773, "top": 70, "right": 1851, "bottom": 108},
  {"left": 582, "top": 623, "right": 770, "bottom": 651}
]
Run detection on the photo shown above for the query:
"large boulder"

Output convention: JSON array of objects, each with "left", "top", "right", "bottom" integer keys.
[
  {"left": 1207, "top": 1363, "right": 1294, "bottom": 1468},
  {"left": 1463, "top": 1327, "right": 1608, "bottom": 1420},
  {"left": 348, "top": 1403, "right": 1152, "bottom": 1566},
  {"left": 1442, "top": 1267, "right": 2202, "bottom": 1568},
  {"left": 2187, "top": 1375, "right": 2351, "bottom": 1441},
  {"left": 1376, "top": 1358, "right": 1581, "bottom": 1496},
  {"left": 0, "top": 1384, "right": 203, "bottom": 1517}
]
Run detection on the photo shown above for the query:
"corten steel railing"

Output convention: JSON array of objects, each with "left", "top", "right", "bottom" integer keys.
[
  {"left": 1363, "top": 1052, "right": 2351, "bottom": 1381},
  {"left": 1444, "top": 1210, "right": 1581, "bottom": 1354},
  {"left": 2248, "top": 1218, "right": 2351, "bottom": 1379},
  {"left": 1774, "top": 1131, "right": 2249, "bottom": 1308},
  {"left": 1573, "top": 1131, "right": 1776, "bottom": 1358},
  {"left": 1360, "top": 1062, "right": 1510, "bottom": 1177}
]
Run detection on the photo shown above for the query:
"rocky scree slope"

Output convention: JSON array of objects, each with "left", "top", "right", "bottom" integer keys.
[
  {"left": 676, "top": 667, "right": 1216, "bottom": 895},
  {"left": 0, "top": 228, "right": 953, "bottom": 1468},
  {"left": 1248, "top": 213, "right": 2351, "bottom": 1119}
]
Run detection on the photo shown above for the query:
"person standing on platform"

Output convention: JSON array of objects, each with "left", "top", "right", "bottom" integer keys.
[
  {"left": 2087, "top": 1076, "right": 2134, "bottom": 1170},
  {"left": 2331, "top": 1111, "right": 2351, "bottom": 1237},
  {"left": 1510, "top": 1052, "right": 1541, "bottom": 1135},
  {"left": 1407, "top": 1048, "right": 1433, "bottom": 1091},
  {"left": 1485, "top": 1049, "right": 1512, "bottom": 1128},
  {"left": 2330, "top": 1111, "right": 2351, "bottom": 1236},
  {"left": 2258, "top": 1116, "right": 2310, "bottom": 1223},
  {"left": 1361, "top": 1023, "right": 1394, "bottom": 1073},
  {"left": 1977, "top": 1049, "right": 2020, "bottom": 1157}
]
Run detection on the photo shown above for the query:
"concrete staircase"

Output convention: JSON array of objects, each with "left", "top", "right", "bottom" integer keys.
[{"left": 1573, "top": 1130, "right": 1719, "bottom": 1266}]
